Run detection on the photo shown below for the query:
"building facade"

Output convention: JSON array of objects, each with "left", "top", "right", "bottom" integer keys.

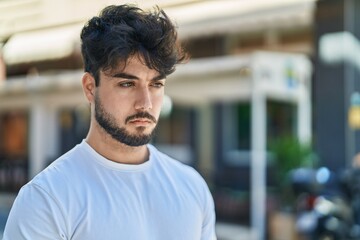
[{"left": 0, "top": 0, "right": 317, "bottom": 239}]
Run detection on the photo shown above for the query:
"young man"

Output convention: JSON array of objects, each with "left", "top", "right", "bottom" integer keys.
[{"left": 3, "top": 4, "right": 217, "bottom": 240}]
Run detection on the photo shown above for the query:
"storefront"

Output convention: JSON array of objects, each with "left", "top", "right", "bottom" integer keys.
[{"left": 0, "top": 51, "right": 312, "bottom": 239}]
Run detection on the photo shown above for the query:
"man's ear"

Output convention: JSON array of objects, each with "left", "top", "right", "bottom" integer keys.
[{"left": 82, "top": 72, "right": 96, "bottom": 103}]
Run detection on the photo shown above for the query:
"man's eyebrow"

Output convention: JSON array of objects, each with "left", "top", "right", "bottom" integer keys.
[
  {"left": 111, "top": 72, "right": 139, "bottom": 80},
  {"left": 111, "top": 72, "right": 166, "bottom": 81}
]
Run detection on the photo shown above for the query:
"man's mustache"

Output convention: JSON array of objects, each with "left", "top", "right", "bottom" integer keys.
[{"left": 125, "top": 112, "right": 157, "bottom": 124}]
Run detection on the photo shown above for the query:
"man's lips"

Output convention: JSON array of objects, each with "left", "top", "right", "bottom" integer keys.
[
  {"left": 125, "top": 112, "right": 157, "bottom": 124},
  {"left": 128, "top": 118, "right": 154, "bottom": 127},
  {"left": 129, "top": 118, "right": 152, "bottom": 123}
]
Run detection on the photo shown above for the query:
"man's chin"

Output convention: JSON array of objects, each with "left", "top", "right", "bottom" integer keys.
[
  {"left": 134, "top": 126, "right": 147, "bottom": 132},
  {"left": 118, "top": 134, "right": 153, "bottom": 147},
  {"left": 113, "top": 127, "right": 155, "bottom": 147},
  {"left": 129, "top": 125, "right": 155, "bottom": 134}
]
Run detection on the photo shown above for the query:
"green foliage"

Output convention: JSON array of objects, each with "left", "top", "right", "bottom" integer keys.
[
  {"left": 270, "top": 136, "right": 314, "bottom": 182},
  {"left": 269, "top": 136, "right": 317, "bottom": 207}
]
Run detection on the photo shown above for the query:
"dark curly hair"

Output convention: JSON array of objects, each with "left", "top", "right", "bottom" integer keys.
[{"left": 80, "top": 4, "right": 187, "bottom": 86}]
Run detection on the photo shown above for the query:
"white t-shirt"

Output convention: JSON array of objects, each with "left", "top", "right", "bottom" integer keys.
[{"left": 3, "top": 140, "right": 217, "bottom": 240}]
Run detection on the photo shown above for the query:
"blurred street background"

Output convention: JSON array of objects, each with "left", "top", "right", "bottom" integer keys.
[{"left": 1, "top": 0, "right": 360, "bottom": 239}]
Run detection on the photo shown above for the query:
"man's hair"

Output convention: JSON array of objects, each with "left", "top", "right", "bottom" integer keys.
[{"left": 80, "top": 4, "right": 186, "bottom": 86}]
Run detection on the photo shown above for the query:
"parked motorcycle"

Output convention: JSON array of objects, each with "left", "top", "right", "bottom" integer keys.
[{"left": 290, "top": 167, "right": 360, "bottom": 240}]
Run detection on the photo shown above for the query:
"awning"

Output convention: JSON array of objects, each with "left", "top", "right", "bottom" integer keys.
[
  {"left": 165, "top": 0, "right": 316, "bottom": 39},
  {"left": 2, "top": 24, "right": 83, "bottom": 65},
  {"left": 167, "top": 52, "right": 311, "bottom": 106},
  {"left": 0, "top": 0, "right": 316, "bottom": 65},
  {"left": 167, "top": 55, "right": 253, "bottom": 105}
]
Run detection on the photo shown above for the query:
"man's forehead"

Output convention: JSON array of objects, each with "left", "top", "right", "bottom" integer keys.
[{"left": 103, "top": 54, "right": 160, "bottom": 75}]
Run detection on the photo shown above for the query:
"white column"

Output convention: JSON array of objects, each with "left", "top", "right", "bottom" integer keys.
[
  {"left": 297, "top": 88, "right": 312, "bottom": 144},
  {"left": 251, "top": 85, "right": 267, "bottom": 240},
  {"left": 29, "top": 99, "right": 48, "bottom": 178}
]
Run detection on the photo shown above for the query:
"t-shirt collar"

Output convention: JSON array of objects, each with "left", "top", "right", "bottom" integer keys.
[{"left": 80, "top": 139, "right": 155, "bottom": 172}]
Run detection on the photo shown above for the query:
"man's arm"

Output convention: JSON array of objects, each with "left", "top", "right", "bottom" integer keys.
[
  {"left": 201, "top": 185, "right": 217, "bottom": 240},
  {"left": 3, "top": 184, "right": 67, "bottom": 240}
]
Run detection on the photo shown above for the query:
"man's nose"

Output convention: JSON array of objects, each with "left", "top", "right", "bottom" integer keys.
[{"left": 134, "top": 87, "right": 152, "bottom": 110}]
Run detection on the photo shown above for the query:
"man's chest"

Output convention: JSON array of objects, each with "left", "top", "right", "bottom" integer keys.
[{"left": 68, "top": 179, "right": 203, "bottom": 240}]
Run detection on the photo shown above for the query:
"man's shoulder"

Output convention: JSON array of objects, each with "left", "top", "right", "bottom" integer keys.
[
  {"left": 151, "top": 146, "right": 192, "bottom": 169},
  {"left": 29, "top": 144, "right": 85, "bottom": 191},
  {"left": 150, "top": 145, "right": 206, "bottom": 183}
]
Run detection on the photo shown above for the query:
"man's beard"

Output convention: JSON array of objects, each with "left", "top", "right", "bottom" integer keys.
[{"left": 94, "top": 94, "right": 157, "bottom": 147}]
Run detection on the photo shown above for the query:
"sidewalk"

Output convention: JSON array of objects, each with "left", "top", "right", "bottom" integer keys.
[{"left": 216, "top": 222, "right": 255, "bottom": 240}]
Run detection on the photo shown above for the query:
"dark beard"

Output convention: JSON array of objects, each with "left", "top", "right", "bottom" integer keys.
[{"left": 94, "top": 94, "right": 156, "bottom": 147}]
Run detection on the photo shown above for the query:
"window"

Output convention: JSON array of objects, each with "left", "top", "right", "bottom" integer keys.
[
  {"left": 0, "top": 111, "right": 28, "bottom": 192},
  {"left": 153, "top": 106, "right": 196, "bottom": 165}
]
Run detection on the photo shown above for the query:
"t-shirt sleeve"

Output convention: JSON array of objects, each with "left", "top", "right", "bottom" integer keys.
[
  {"left": 3, "top": 183, "right": 67, "bottom": 240},
  {"left": 201, "top": 182, "right": 217, "bottom": 240}
]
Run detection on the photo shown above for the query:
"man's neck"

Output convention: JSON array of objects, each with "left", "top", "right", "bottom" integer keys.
[{"left": 85, "top": 127, "right": 149, "bottom": 165}]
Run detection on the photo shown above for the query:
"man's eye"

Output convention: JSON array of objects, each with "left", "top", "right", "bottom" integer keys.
[
  {"left": 151, "top": 82, "right": 165, "bottom": 88},
  {"left": 119, "top": 82, "right": 134, "bottom": 88}
]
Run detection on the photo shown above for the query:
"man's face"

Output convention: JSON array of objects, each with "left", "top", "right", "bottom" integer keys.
[{"left": 93, "top": 55, "right": 165, "bottom": 146}]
